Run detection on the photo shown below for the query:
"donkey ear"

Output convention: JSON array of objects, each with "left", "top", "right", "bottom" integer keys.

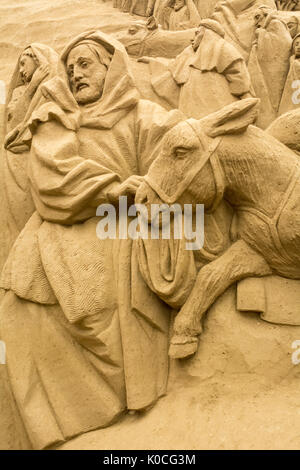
[{"left": 200, "top": 98, "right": 260, "bottom": 137}]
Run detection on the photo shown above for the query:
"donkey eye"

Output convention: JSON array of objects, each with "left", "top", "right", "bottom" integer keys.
[{"left": 174, "top": 147, "right": 189, "bottom": 158}]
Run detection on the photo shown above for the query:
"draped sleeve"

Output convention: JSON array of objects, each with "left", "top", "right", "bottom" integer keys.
[
  {"left": 223, "top": 58, "right": 252, "bottom": 96},
  {"left": 29, "top": 118, "right": 121, "bottom": 225}
]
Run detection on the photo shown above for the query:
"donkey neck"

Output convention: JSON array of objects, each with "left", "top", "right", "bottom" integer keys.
[{"left": 217, "top": 127, "right": 299, "bottom": 216}]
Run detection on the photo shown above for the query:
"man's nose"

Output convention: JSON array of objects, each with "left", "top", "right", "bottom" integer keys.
[{"left": 73, "top": 67, "right": 84, "bottom": 81}]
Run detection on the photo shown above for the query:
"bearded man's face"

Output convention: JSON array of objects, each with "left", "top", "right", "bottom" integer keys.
[{"left": 67, "top": 45, "right": 108, "bottom": 105}]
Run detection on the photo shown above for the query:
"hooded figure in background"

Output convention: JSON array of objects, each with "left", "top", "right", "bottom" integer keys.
[
  {"left": 248, "top": 5, "right": 292, "bottom": 127},
  {"left": 0, "top": 30, "right": 191, "bottom": 450},
  {"left": 1, "top": 44, "right": 58, "bottom": 264},
  {"left": 279, "top": 32, "right": 300, "bottom": 114},
  {"left": 211, "top": 0, "right": 277, "bottom": 61},
  {"left": 286, "top": 14, "right": 300, "bottom": 38},
  {"left": 120, "top": 0, "right": 151, "bottom": 16},
  {"left": 157, "top": 0, "right": 201, "bottom": 31},
  {"left": 143, "top": 19, "right": 252, "bottom": 118}
]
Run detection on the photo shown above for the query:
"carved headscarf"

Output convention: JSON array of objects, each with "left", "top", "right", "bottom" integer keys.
[
  {"left": 4, "top": 43, "right": 59, "bottom": 150},
  {"left": 42, "top": 30, "right": 140, "bottom": 130},
  {"left": 292, "top": 31, "right": 300, "bottom": 51},
  {"left": 4, "top": 31, "right": 140, "bottom": 151},
  {"left": 170, "top": 19, "right": 242, "bottom": 85}
]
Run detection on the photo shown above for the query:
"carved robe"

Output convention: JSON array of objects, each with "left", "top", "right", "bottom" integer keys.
[
  {"left": 161, "top": 0, "right": 201, "bottom": 31},
  {"left": 121, "top": 0, "right": 150, "bottom": 16},
  {"left": 248, "top": 13, "right": 292, "bottom": 128},
  {"left": 2, "top": 44, "right": 58, "bottom": 264},
  {"left": 212, "top": 0, "right": 277, "bottom": 60},
  {"left": 149, "top": 27, "right": 252, "bottom": 118},
  {"left": 0, "top": 32, "right": 184, "bottom": 450}
]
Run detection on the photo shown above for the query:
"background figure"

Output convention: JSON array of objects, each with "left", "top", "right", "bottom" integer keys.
[
  {"left": 276, "top": 0, "right": 300, "bottom": 10},
  {"left": 279, "top": 32, "right": 300, "bottom": 113},
  {"left": 144, "top": 19, "right": 252, "bottom": 118},
  {"left": 212, "top": 0, "right": 277, "bottom": 61},
  {"left": 121, "top": 0, "right": 152, "bottom": 16},
  {"left": 160, "top": 0, "right": 201, "bottom": 30},
  {"left": 139, "top": 19, "right": 251, "bottom": 287},
  {"left": 286, "top": 14, "right": 300, "bottom": 37},
  {"left": 0, "top": 30, "right": 189, "bottom": 450},
  {"left": 248, "top": 5, "right": 292, "bottom": 127},
  {"left": 2, "top": 44, "right": 58, "bottom": 261}
]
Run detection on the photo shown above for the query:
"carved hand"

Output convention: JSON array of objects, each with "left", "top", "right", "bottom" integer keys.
[
  {"left": 27, "top": 64, "right": 50, "bottom": 97},
  {"left": 107, "top": 175, "right": 145, "bottom": 204}
]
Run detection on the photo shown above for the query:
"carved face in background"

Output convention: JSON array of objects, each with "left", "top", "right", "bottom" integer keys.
[
  {"left": 254, "top": 8, "right": 270, "bottom": 29},
  {"left": 293, "top": 36, "right": 300, "bottom": 57},
  {"left": 67, "top": 44, "right": 108, "bottom": 105},
  {"left": 173, "top": 0, "right": 185, "bottom": 11},
  {"left": 287, "top": 18, "right": 299, "bottom": 38},
  {"left": 191, "top": 26, "right": 205, "bottom": 52},
  {"left": 19, "top": 49, "right": 38, "bottom": 84}
]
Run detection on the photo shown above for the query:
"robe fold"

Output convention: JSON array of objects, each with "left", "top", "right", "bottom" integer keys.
[
  {"left": 149, "top": 27, "right": 252, "bottom": 119},
  {"left": 248, "top": 13, "right": 291, "bottom": 128},
  {"left": 0, "top": 31, "right": 185, "bottom": 450},
  {"left": 2, "top": 44, "right": 59, "bottom": 264}
]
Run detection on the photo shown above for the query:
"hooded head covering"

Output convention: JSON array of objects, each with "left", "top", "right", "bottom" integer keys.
[
  {"left": 5, "top": 43, "right": 59, "bottom": 150},
  {"left": 170, "top": 19, "right": 242, "bottom": 85},
  {"left": 287, "top": 15, "right": 300, "bottom": 38},
  {"left": 41, "top": 30, "right": 140, "bottom": 130},
  {"left": 254, "top": 5, "right": 287, "bottom": 31},
  {"left": 292, "top": 31, "right": 300, "bottom": 53},
  {"left": 5, "top": 31, "right": 140, "bottom": 152},
  {"left": 6, "top": 43, "right": 59, "bottom": 107}
]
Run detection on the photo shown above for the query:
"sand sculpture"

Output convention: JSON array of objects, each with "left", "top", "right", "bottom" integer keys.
[{"left": 2, "top": 0, "right": 300, "bottom": 451}]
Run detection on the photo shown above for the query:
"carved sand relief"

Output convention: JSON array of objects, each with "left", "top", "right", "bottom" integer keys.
[{"left": 2, "top": 0, "right": 300, "bottom": 450}]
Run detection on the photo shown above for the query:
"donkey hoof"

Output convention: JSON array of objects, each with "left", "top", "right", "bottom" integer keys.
[{"left": 168, "top": 336, "right": 198, "bottom": 359}]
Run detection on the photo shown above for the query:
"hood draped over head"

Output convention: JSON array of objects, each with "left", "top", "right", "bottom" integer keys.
[
  {"left": 5, "top": 31, "right": 140, "bottom": 152},
  {"left": 5, "top": 43, "right": 59, "bottom": 150},
  {"left": 170, "top": 19, "right": 242, "bottom": 86},
  {"left": 6, "top": 43, "right": 59, "bottom": 107},
  {"left": 255, "top": 5, "right": 288, "bottom": 31},
  {"left": 292, "top": 31, "right": 300, "bottom": 52},
  {"left": 40, "top": 30, "right": 140, "bottom": 130}
]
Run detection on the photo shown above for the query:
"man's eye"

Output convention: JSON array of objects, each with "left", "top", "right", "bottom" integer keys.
[{"left": 81, "top": 62, "right": 88, "bottom": 68}]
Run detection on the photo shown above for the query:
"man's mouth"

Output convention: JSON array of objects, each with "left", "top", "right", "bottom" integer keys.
[{"left": 76, "top": 83, "right": 89, "bottom": 92}]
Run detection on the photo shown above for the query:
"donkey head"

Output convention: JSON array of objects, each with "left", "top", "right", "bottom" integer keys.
[{"left": 136, "top": 98, "right": 259, "bottom": 219}]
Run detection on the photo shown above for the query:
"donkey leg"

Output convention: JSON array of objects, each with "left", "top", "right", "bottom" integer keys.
[{"left": 169, "top": 239, "right": 272, "bottom": 359}]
